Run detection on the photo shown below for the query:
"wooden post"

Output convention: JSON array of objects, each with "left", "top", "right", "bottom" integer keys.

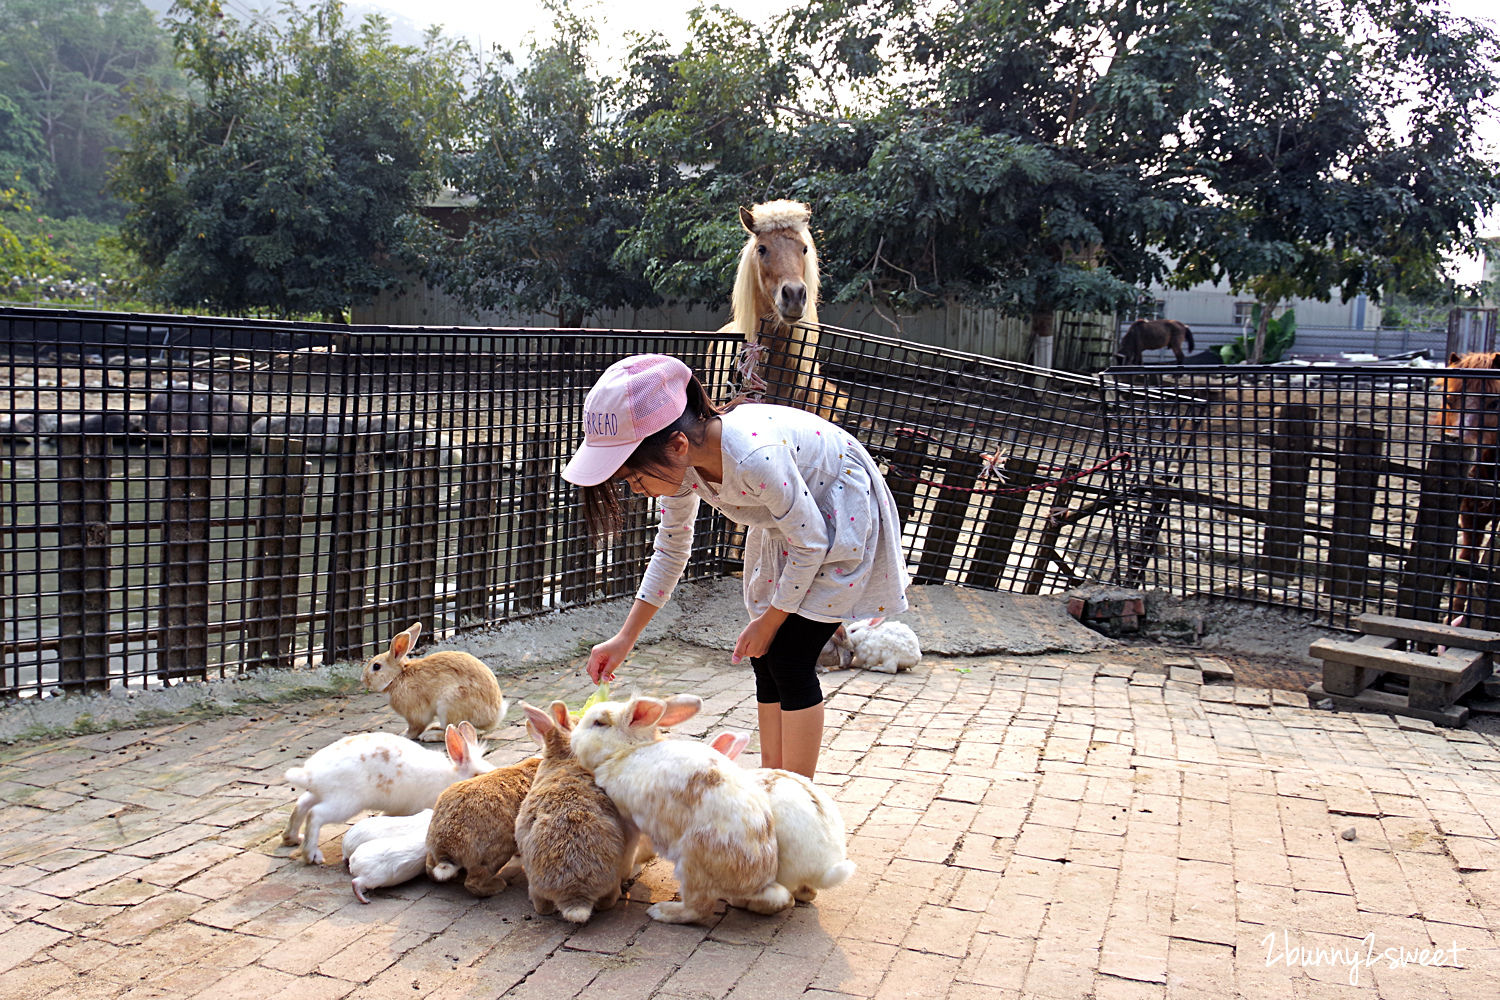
[
  {"left": 323, "top": 434, "right": 373, "bottom": 664},
  {"left": 559, "top": 505, "right": 593, "bottom": 605},
  {"left": 249, "top": 439, "right": 305, "bottom": 669},
  {"left": 0, "top": 470, "right": 9, "bottom": 699},
  {"left": 1394, "top": 439, "right": 1466, "bottom": 622},
  {"left": 398, "top": 438, "right": 442, "bottom": 629},
  {"left": 886, "top": 431, "right": 929, "bottom": 531},
  {"left": 965, "top": 457, "right": 1039, "bottom": 590},
  {"left": 1022, "top": 461, "right": 1080, "bottom": 594},
  {"left": 1259, "top": 404, "right": 1316, "bottom": 578},
  {"left": 512, "top": 437, "right": 550, "bottom": 615},
  {"left": 57, "top": 433, "right": 111, "bottom": 692},
  {"left": 1325, "top": 424, "right": 1384, "bottom": 602},
  {"left": 457, "top": 442, "right": 500, "bottom": 624},
  {"left": 156, "top": 435, "right": 210, "bottom": 682},
  {"left": 914, "top": 448, "right": 983, "bottom": 585}
]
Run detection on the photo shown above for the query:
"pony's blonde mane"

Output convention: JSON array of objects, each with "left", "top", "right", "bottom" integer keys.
[{"left": 728, "top": 200, "right": 820, "bottom": 338}]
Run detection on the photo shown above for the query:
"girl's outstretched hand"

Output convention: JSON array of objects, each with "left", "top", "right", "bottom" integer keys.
[{"left": 587, "top": 632, "right": 633, "bottom": 683}]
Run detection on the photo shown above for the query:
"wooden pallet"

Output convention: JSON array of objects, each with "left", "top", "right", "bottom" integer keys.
[{"left": 1306, "top": 613, "right": 1499, "bottom": 728}]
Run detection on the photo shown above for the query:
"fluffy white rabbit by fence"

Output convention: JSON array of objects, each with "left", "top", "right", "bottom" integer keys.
[{"left": 839, "top": 617, "right": 922, "bottom": 673}]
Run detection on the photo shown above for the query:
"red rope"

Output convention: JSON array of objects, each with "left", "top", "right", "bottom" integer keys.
[{"left": 886, "top": 451, "right": 1134, "bottom": 495}]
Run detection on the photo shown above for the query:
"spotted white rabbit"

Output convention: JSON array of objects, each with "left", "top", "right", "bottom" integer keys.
[
  {"left": 841, "top": 617, "right": 922, "bottom": 673},
  {"left": 363, "top": 622, "right": 506, "bottom": 741},
  {"left": 281, "top": 722, "right": 492, "bottom": 865},
  {"left": 708, "top": 731, "right": 856, "bottom": 902},
  {"left": 569, "top": 694, "right": 791, "bottom": 924}
]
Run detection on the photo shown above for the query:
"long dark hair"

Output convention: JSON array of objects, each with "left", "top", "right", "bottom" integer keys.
[{"left": 580, "top": 371, "right": 722, "bottom": 540}]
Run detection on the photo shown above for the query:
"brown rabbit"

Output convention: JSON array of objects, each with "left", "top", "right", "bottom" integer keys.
[
  {"left": 363, "top": 622, "right": 505, "bottom": 741},
  {"left": 425, "top": 754, "right": 540, "bottom": 897},
  {"left": 514, "top": 701, "right": 636, "bottom": 923}
]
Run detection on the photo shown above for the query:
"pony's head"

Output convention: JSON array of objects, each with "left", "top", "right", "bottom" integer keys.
[
  {"left": 731, "top": 200, "right": 820, "bottom": 332},
  {"left": 1438, "top": 351, "right": 1500, "bottom": 446}
]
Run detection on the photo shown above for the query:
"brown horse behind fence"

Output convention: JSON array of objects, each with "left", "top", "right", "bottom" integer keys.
[
  {"left": 1438, "top": 350, "right": 1500, "bottom": 626},
  {"left": 720, "top": 200, "right": 845, "bottom": 420},
  {"left": 1118, "top": 319, "right": 1195, "bottom": 365}
]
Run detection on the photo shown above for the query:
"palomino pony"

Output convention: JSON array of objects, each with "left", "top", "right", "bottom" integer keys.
[
  {"left": 1439, "top": 351, "right": 1500, "bottom": 627},
  {"left": 1117, "top": 319, "right": 1195, "bottom": 365},
  {"left": 720, "top": 200, "right": 846, "bottom": 420}
]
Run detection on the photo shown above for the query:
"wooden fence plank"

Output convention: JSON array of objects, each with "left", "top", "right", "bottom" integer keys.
[
  {"left": 965, "top": 457, "right": 1039, "bottom": 591},
  {"left": 57, "top": 433, "right": 111, "bottom": 691},
  {"left": 324, "top": 434, "right": 373, "bottom": 663},
  {"left": 156, "top": 435, "right": 210, "bottom": 682},
  {"left": 512, "top": 438, "right": 550, "bottom": 615},
  {"left": 398, "top": 438, "right": 442, "bottom": 629},
  {"left": 1325, "top": 424, "right": 1385, "bottom": 602},
  {"left": 914, "top": 448, "right": 983, "bottom": 585},
  {"left": 457, "top": 442, "right": 500, "bottom": 623},
  {"left": 1394, "top": 436, "right": 1467, "bottom": 625},
  {"left": 1259, "top": 404, "right": 1317, "bottom": 578},
  {"left": 250, "top": 439, "right": 305, "bottom": 669}
]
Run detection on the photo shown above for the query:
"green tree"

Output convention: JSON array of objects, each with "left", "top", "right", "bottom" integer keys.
[
  {"left": 1164, "top": 0, "right": 1500, "bottom": 360},
  {"left": 112, "top": 0, "right": 470, "bottom": 319},
  {"left": 0, "top": 93, "right": 53, "bottom": 198},
  {"left": 614, "top": 0, "right": 1500, "bottom": 365},
  {"left": 409, "top": 7, "right": 658, "bottom": 327},
  {"left": 0, "top": 0, "right": 175, "bottom": 219}
]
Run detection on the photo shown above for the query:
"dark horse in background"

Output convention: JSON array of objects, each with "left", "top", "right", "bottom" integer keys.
[
  {"left": 1440, "top": 351, "right": 1500, "bottom": 628},
  {"left": 1118, "top": 319, "right": 1195, "bottom": 365}
]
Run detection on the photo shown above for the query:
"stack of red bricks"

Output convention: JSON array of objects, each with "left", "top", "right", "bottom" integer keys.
[{"left": 1066, "top": 586, "right": 1147, "bottom": 636}]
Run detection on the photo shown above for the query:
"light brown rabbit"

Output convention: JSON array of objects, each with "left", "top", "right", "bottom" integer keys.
[
  {"left": 514, "top": 701, "right": 635, "bottom": 923},
  {"left": 425, "top": 754, "right": 540, "bottom": 897},
  {"left": 363, "top": 622, "right": 505, "bottom": 741}
]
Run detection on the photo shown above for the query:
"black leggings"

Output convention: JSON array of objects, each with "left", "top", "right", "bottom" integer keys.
[{"left": 751, "top": 614, "right": 841, "bottom": 712}]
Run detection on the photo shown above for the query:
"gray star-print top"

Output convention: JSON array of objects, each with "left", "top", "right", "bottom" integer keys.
[{"left": 636, "top": 403, "right": 911, "bottom": 623}]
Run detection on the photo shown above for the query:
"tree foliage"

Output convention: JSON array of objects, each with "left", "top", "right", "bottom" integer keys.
[
  {"left": 408, "top": 6, "right": 659, "bottom": 326},
  {"left": 112, "top": 0, "right": 470, "bottom": 318},
  {"left": 0, "top": 0, "right": 176, "bottom": 219}
]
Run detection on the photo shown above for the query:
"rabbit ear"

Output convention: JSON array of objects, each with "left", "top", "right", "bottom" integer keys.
[
  {"left": 867, "top": 616, "right": 885, "bottom": 628},
  {"left": 709, "top": 731, "right": 748, "bottom": 760},
  {"left": 391, "top": 622, "right": 421, "bottom": 660},
  {"left": 624, "top": 696, "right": 667, "bottom": 732},
  {"left": 521, "top": 702, "right": 552, "bottom": 736},
  {"left": 458, "top": 720, "right": 478, "bottom": 744},
  {"left": 444, "top": 724, "right": 467, "bottom": 763},
  {"left": 657, "top": 694, "right": 702, "bottom": 728},
  {"left": 548, "top": 700, "right": 572, "bottom": 733}
]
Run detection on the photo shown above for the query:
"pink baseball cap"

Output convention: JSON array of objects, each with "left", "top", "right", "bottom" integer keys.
[{"left": 562, "top": 354, "right": 692, "bottom": 486}]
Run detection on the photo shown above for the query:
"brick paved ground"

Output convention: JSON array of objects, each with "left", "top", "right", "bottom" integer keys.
[{"left": 2, "top": 639, "right": 1497, "bottom": 999}]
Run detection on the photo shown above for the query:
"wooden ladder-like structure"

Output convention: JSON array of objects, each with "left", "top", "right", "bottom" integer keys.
[{"left": 1307, "top": 613, "right": 1499, "bottom": 728}]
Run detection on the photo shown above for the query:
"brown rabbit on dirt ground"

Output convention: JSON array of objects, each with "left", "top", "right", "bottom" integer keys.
[
  {"left": 425, "top": 754, "right": 540, "bottom": 897},
  {"left": 363, "top": 622, "right": 505, "bottom": 741}
]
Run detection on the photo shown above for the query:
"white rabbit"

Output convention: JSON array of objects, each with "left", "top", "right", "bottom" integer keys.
[
  {"left": 281, "top": 722, "right": 492, "bottom": 865},
  {"left": 569, "top": 694, "right": 792, "bottom": 924},
  {"left": 842, "top": 617, "right": 922, "bottom": 673},
  {"left": 342, "top": 809, "right": 433, "bottom": 871},
  {"left": 708, "top": 731, "right": 856, "bottom": 902},
  {"left": 349, "top": 828, "right": 429, "bottom": 903}
]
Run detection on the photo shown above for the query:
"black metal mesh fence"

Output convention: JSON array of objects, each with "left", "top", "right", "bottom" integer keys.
[
  {"left": 0, "top": 311, "right": 739, "bottom": 697},
  {"left": 1102, "top": 364, "right": 1498, "bottom": 631},
  {"left": 3, "top": 307, "right": 1496, "bottom": 700}
]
